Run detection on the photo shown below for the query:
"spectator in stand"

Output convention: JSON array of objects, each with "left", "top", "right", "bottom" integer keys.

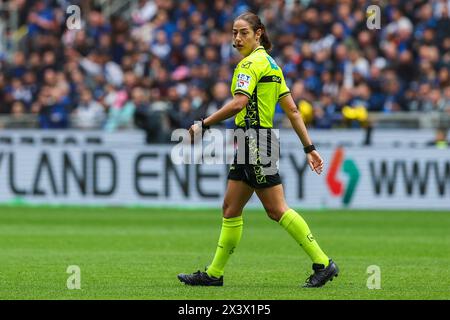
[
  {"left": 72, "top": 88, "right": 106, "bottom": 130},
  {"left": 34, "top": 86, "right": 70, "bottom": 129},
  {"left": 103, "top": 86, "right": 131, "bottom": 132},
  {"left": 6, "top": 100, "right": 31, "bottom": 129},
  {"left": 176, "top": 97, "right": 197, "bottom": 130},
  {"left": 27, "top": 0, "right": 58, "bottom": 36},
  {"left": 131, "top": 0, "right": 158, "bottom": 27},
  {"left": 8, "top": 52, "right": 27, "bottom": 78},
  {"left": 133, "top": 87, "right": 171, "bottom": 143}
]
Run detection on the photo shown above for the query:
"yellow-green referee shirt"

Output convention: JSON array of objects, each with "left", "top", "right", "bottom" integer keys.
[{"left": 231, "top": 46, "right": 290, "bottom": 128}]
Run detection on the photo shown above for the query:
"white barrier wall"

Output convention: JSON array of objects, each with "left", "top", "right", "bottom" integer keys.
[{"left": 0, "top": 130, "right": 449, "bottom": 209}]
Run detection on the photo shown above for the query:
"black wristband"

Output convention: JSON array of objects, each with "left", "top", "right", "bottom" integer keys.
[
  {"left": 200, "top": 118, "right": 210, "bottom": 131},
  {"left": 304, "top": 144, "right": 316, "bottom": 154}
]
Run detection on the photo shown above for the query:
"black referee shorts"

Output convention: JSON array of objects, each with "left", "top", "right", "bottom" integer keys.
[{"left": 227, "top": 126, "right": 282, "bottom": 189}]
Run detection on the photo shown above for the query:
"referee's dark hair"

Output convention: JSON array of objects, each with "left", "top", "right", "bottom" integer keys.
[{"left": 235, "top": 12, "right": 272, "bottom": 52}]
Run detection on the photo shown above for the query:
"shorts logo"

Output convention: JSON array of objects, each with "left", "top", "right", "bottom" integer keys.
[
  {"left": 236, "top": 73, "right": 251, "bottom": 90},
  {"left": 256, "top": 174, "right": 267, "bottom": 184}
]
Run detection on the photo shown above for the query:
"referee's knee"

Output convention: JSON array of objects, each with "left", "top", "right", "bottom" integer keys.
[
  {"left": 222, "top": 201, "right": 242, "bottom": 218},
  {"left": 264, "top": 207, "right": 285, "bottom": 222}
]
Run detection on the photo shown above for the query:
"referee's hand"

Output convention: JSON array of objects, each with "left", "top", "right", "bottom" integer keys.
[
  {"left": 188, "top": 123, "right": 201, "bottom": 141},
  {"left": 307, "top": 150, "right": 324, "bottom": 175}
]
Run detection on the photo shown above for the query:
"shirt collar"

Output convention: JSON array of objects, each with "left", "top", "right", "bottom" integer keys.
[{"left": 250, "top": 45, "right": 265, "bottom": 55}]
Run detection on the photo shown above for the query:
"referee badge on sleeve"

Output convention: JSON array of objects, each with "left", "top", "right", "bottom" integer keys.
[{"left": 236, "top": 73, "right": 251, "bottom": 90}]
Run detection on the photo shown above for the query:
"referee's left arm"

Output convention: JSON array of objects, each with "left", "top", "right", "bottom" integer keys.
[
  {"left": 279, "top": 94, "right": 313, "bottom": 148},
  {"left": 279, "top": 93, "right": 324, "bottom": 174}
]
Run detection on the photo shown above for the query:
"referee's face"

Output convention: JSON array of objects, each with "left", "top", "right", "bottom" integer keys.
[{"left": 232, "top": 20, "right": 261, "bottom": 57}]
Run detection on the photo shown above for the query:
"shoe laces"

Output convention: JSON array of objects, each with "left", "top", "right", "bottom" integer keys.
[{"left": 305, "top": 274, "right": 313, "bottom": 283}]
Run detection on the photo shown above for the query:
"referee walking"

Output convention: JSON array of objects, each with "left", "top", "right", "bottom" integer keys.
[{"left": 178, "top": 12, "right": 339, "bottom": 288}]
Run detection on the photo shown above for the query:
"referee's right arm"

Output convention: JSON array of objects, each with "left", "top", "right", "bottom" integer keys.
[
  {"left": 202, "top": 94, "right": 248, "bottom": 127},
  {"left": 189, "top": 94, "right": 248, "bottom": 138}
]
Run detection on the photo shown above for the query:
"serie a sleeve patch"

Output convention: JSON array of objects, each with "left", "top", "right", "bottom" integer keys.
[{"left": 236, "top": 73, "right": 252, "bottom": 90}]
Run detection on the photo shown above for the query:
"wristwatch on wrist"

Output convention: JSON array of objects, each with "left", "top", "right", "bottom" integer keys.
[{"left": 303, "top": 144, "right": 316, "bottom": 154}]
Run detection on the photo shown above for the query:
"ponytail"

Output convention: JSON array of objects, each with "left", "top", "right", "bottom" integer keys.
[{"left": 259, "top": 26, "right": 272, "bottom": 52}]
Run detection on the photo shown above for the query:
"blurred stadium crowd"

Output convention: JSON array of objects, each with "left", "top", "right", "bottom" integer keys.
[{"left": 0, "top": 0, "right": 449, "bottom": 141}]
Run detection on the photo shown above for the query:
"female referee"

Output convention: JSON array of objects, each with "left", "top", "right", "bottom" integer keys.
[{"left": 178, "top": 12, "right": 339, "bottom": 288}]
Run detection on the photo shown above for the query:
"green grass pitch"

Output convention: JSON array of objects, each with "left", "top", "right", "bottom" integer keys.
[{"left": 0, "top": 206, "right": 449, "bottom": 300}]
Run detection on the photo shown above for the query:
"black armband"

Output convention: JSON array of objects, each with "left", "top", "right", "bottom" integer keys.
[{"left": 303, "top": 144, "right": 316, "bottom": 154}]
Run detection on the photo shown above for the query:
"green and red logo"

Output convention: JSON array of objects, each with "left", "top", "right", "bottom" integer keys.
[{"left": 326, "top": 147, "right": 360, "bottom": 206}]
